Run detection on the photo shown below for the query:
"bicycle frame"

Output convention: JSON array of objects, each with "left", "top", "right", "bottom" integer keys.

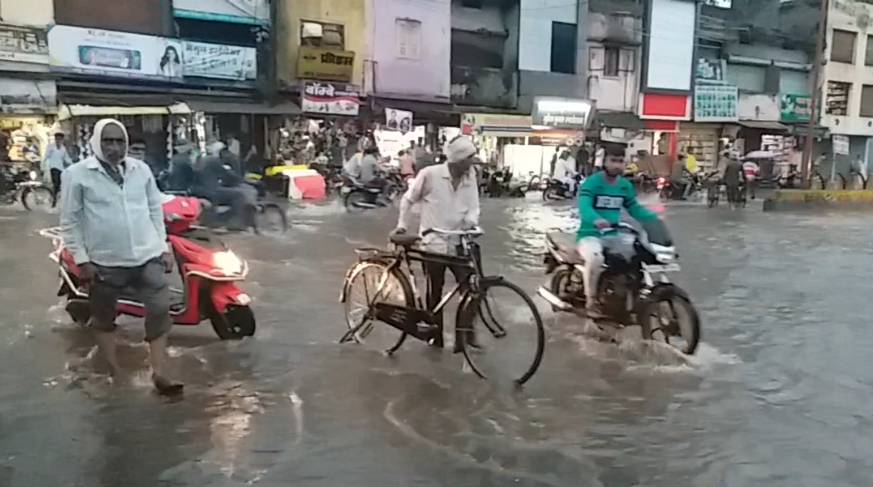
[{"left": 339, "top": 234, "right": 487, "bottom": 344}]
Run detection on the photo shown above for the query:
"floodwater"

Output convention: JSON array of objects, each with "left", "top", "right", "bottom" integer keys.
[{"left": 0, "top": 197, "right": 871, "bottom": 487}]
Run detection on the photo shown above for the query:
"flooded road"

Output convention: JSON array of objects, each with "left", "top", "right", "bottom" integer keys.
[{"left": 1, "top": 198, "right": 871, "bottom": 487}]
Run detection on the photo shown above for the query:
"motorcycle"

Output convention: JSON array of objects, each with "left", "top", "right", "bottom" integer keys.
[
  {"left": 1, "top": 164, "right": 55, "bottom": 210},
  {"left": 39, "top": 194, "right": 256, "bottom": 340},
  {"left": 542, "top": 174, "right": 583, "bottom": 201},
  {"left": 342, "top": 172, "right": 399, "bottom": 211},
  {"left": 536, "top": 221, "right": 700, "bottom": 354}
]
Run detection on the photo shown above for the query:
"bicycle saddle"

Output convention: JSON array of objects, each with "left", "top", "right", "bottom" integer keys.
[{"left": 389, "top": 234, "right": 421, "bottom": 247}]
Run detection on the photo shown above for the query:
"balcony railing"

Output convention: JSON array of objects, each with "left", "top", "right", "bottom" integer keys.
[{"left": 450, "top": 66, "right": 517, "bottom": 108}]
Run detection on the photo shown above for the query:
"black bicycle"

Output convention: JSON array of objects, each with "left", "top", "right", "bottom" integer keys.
[{"left": 338, "top": 227, "right": 546, "bottom": 386}]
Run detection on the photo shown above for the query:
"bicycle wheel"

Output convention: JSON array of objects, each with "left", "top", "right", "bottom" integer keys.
[
  {"left": 457, "top": 279, "right": 545, "bottom": 386},
  {"left": 343, "top": 260, "right": 413, "bottom": 354}
]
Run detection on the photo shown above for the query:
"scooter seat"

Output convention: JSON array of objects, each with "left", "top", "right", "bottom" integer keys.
[{"left": 389, "top": 234, "right": 421, "bottom": 247}]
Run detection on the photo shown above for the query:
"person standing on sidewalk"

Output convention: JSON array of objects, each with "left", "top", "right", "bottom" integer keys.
[
  {"left": 60, "top": 118, "right": 182, "bottom": 395},
  {"left": 43, "top": 132, "right": 72, "bottom": 200}
]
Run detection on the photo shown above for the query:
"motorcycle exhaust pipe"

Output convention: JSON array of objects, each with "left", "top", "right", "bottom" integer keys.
[{"left": 536, "top": 286, "right": 573, "bottom": 311}]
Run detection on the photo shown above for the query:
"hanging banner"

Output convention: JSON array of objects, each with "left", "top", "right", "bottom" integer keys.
[
  {"left": 693, "top": 84, "right": 738, "bottom": 122},
  {"left": 384, "top": 108, "right": 412, "bottom": 133},
  {"left": 47, "top": 25, "right": 184, "bottom": 81},
  {"left": 301, "top": 82, "right": 361, "bottom": 116},
  {"left": 182, "top": 41, "right": 257, "bottom": 80},
  {"left": 0, "top": 23, "right": 49, "bottom": 65}
]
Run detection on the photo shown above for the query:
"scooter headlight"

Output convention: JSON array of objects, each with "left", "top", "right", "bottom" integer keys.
[
  {"left": 214, "top": 250, "right": 243, "bottom": 275},
  {"left": 29, "top": 170, "right": 37, "bottom": 180},
  {"left": 655, "top": 251, "right": 675, "bottom": 263}
]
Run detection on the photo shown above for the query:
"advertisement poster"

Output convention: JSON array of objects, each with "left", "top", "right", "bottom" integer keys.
[
  {"left": 0, "top": 23, "right": 49, "bottom": 65},
  {"left": 297, "top": 47, "right": 355, "bottom": 82},
  {"left": 780, "top": 94, "right": 814, "bottom": 122},
  {"left": 301, "top": 82, "right": 360, "bottom": 116},
  {"left": 384, "top": 108, "right": 412, "bottom": 133},
  {"left": 48, "top": 25, "right": 183, "bottom": 81},
  {"left": 693, "top": 84, "right": 738, "bottom": 122},
  {"left": 183, "top": 41, "right": 256, "bottom": 80}
]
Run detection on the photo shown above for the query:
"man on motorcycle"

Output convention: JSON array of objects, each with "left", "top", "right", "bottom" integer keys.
[
  {"left": 554, "top": 149, "right": 579, "bottom": 195},
  {"left": 194, "top": 143, "right": 253, "bottom": 230},
  {"left": 576, "top": 143, "right": 661, "bottom": 321}
]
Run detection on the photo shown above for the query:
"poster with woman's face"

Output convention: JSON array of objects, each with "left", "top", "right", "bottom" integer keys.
[{"left": 159, "top": 40, "right": 184, "bottom": 80}]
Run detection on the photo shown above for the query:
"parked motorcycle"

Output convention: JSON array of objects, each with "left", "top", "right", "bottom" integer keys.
[
  {"left": 542, "top": 174, "right": 583, "bottom": 201},
  {"left": 481, "top": 167, "right": 525, "bottom": 197},
  {"left": 536, "top": 221, "right": 700, "bottom": 354},
  {"left": 342, "top": 173, "right": 399, "bottom": 211},
  {"left": 1, "top": 164, "right": 54, "bottom": 210},
  {"left": 39, "top": 194, "right": 256, "bottom": 340}
]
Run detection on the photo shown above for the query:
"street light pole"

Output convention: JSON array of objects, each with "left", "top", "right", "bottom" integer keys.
[{"left": 801, "top": 0, "right": 828, "bottom": 188}]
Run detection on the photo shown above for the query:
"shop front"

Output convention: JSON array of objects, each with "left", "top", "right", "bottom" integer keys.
[
  {"left": 678, "top": 84, "right": 739, "bottom": 171},
  {"left": 48, "top": 24, "right": 299, "bottom": 170},
  {"left": 638, "top": 92, "right": 691, "bottom": 158}
]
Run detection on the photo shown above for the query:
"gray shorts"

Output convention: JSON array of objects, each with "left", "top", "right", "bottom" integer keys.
[{"left": 90, "top": 258, "right": 171, "bottom": 341}]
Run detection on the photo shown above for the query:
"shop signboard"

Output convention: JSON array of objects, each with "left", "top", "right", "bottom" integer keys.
[
  {"left": 47, "top": 25, "right": 183, "bottom": 81},
  {"left": 297, "top": 46, "right": 355, "bottom": 83},
  {"left": 832, "top": 134, "right": 849, "bottom": 155},
  {"left": 461, "top": 113, "right": 533, "bottom": 137},
  {"left": 384, "top": 108, "right": 413, "bottom": 133},
  {"left": 693, "top": 84, "right": 738, "bottom": 122},
  {"left": 182, "top": 41, "right": 256, "bottom": 81},
  {"left": 173, "top": 0, "right": 270, "bottom": 25},
  {"left": 0, "top": 79, "right": 56, "bottom": 114},
  {"left": 301, "top": 82, "right": 361, "bottom": 116},
  {"left": 531, "top": 97, "right": 595, "bottom": 130},
  {"left": 0, "top": 23, "right": 48, "bottom": 65},
  {"left": 780, "top": 93, "right": 814, "bottom": 122}
]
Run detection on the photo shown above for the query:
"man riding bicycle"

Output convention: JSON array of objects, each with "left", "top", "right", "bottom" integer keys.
[{"left": 576, "top": 142, "right": 662, "bottom": 322}]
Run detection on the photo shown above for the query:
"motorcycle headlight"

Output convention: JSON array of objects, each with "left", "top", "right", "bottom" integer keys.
[
  {"left": 655, "top": 251, "right": 675, "bottom": 263},
  {"left": 214, "top": 250, "right": 243, "bottom": 275},
  {"left": 29, "top": 170, "right": 37, "bottom": 180}
]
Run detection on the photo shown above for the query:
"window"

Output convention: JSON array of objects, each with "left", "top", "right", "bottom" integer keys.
[
  {"left": 826, "top": 81, "right": 851, "bottom": 116},
  {"left": 866, "top": 35, "right": 873, "bottom": 66},
  {"left": 861, "top": 85, "right": 873, "bottom": 117},
  {"left": 550, "top": 22, "right": 577, "bottom": 74},
  {"left": 830, "top": 29, "right": 857, "bottom": 64},
  {"left": 300, "top": 21, "right": 345, "bottom": 49},
  {"left": 395, "top": 19, "right": 421, "bottom": 60},
  {"left": 604, "top": 47, "right": 620, "bottom": 76}
]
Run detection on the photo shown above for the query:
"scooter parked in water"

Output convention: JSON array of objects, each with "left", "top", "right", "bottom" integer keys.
[
  {"left": 39, "top": 195, "right": 257, "bottom": 340},
  {"left": 542, "top": 174, "right": 583, "bottom": 201}
]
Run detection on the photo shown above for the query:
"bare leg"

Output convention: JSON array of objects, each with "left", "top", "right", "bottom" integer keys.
[
  {"left": 141, "top": 260, "right": 183, "bottom": 395},
  {"left": 94, "top": 330, "right": 122, "bottom": 377}
]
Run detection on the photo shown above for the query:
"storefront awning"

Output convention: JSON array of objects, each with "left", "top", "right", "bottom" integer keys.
[
  {"left": 596, "top": 111, "right": 648, "bottom": 131},
  {"left": 58, "top": 103, "right": 189, "bottom": 120},
  {"left": 183, "top": 100, "right": 300, "bottom": 115},
  {"left": 738, "top": 121, "right": 789, "bottom": 131}
]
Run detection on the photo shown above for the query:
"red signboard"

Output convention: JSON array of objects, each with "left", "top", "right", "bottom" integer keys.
[{"left": 640, "top": 93, "right": 690, "bottom": 120}]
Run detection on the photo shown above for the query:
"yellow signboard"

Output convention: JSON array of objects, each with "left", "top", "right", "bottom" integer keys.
[{"left": 297, "top": 46, "right": 355, "bottom": 82}]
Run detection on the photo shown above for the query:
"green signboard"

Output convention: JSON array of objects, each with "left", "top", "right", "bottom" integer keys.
[{"left": 780, "top": 94, "right": 814, "bottom": 122}]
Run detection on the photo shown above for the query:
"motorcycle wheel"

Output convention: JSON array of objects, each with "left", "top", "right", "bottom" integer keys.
[
  {"left": 542, "top": 187, "right": 559, "bottom": 201},
  {"left": 548, "top": 268, "right": 576, "bottom": 311},
  {"left": 344, "top": 190, "right": 368, "bottom": 212},
  {"left": 21, "top": 186, "right": 54, "bottom": 211},
  {"left": 208, "top": 301, "right": 256, "bottom": 340},
  {"left": 253, "top": 203, "right": 288, "bottom": 235},
  {"left": 639, "top": 285, "right": 700, "bottom": 355}
]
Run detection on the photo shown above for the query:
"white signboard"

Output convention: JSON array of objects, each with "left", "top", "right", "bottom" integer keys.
[
  {"left": 645, "top": 0, "right": 696, "bottom": 91},
  {"left": 48, "top": 25, "right": 183, "bottom": 81},
  {"left": 384, "top": 108, "right": 413, "bottom": 133},
  {"left": 182, "top": 41, "right": 256, "bottom": 80},
  {"left": 738, "top": 93, "right": 780, "bottom": 121},
  {"left": 833, "top": 135, "right": 850, "bottom": 155},
  {"left": 302, "top": 82, "right": 361, "bottom": 116}
]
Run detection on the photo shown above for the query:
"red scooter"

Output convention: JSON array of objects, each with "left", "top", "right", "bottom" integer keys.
[{"left": 39, "top": 195, "right": 256, "bottom": 340}]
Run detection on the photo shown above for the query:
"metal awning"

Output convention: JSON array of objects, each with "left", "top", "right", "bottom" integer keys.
[
  {"left": 738, "top": 121, "right": 789, "bottom": 131},
  {"left": 596, "top": 111, "right": 648, "bottom": 131},
  {"left": 183, "top": 100, "right": 300, "bottom": 115}
]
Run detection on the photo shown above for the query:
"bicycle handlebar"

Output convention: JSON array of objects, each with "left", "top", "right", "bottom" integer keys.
[{"left": 421, "top": 227, "right": 483, "bottom": 237}]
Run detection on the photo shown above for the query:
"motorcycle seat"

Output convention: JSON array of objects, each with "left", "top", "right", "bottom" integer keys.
[{"left": 389, "top": 234, "right": 421, "bottom": 247}]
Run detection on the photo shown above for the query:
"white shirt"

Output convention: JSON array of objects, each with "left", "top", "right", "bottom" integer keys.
[
  {"left": 554, "top": 157, "right": 576, "bottom": 179},
  {"left": 397, "top": 164, "right": 480, "bottom": 254},
  {"left": 43, "top": 143, "right": 72, "bottom": 172}
]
